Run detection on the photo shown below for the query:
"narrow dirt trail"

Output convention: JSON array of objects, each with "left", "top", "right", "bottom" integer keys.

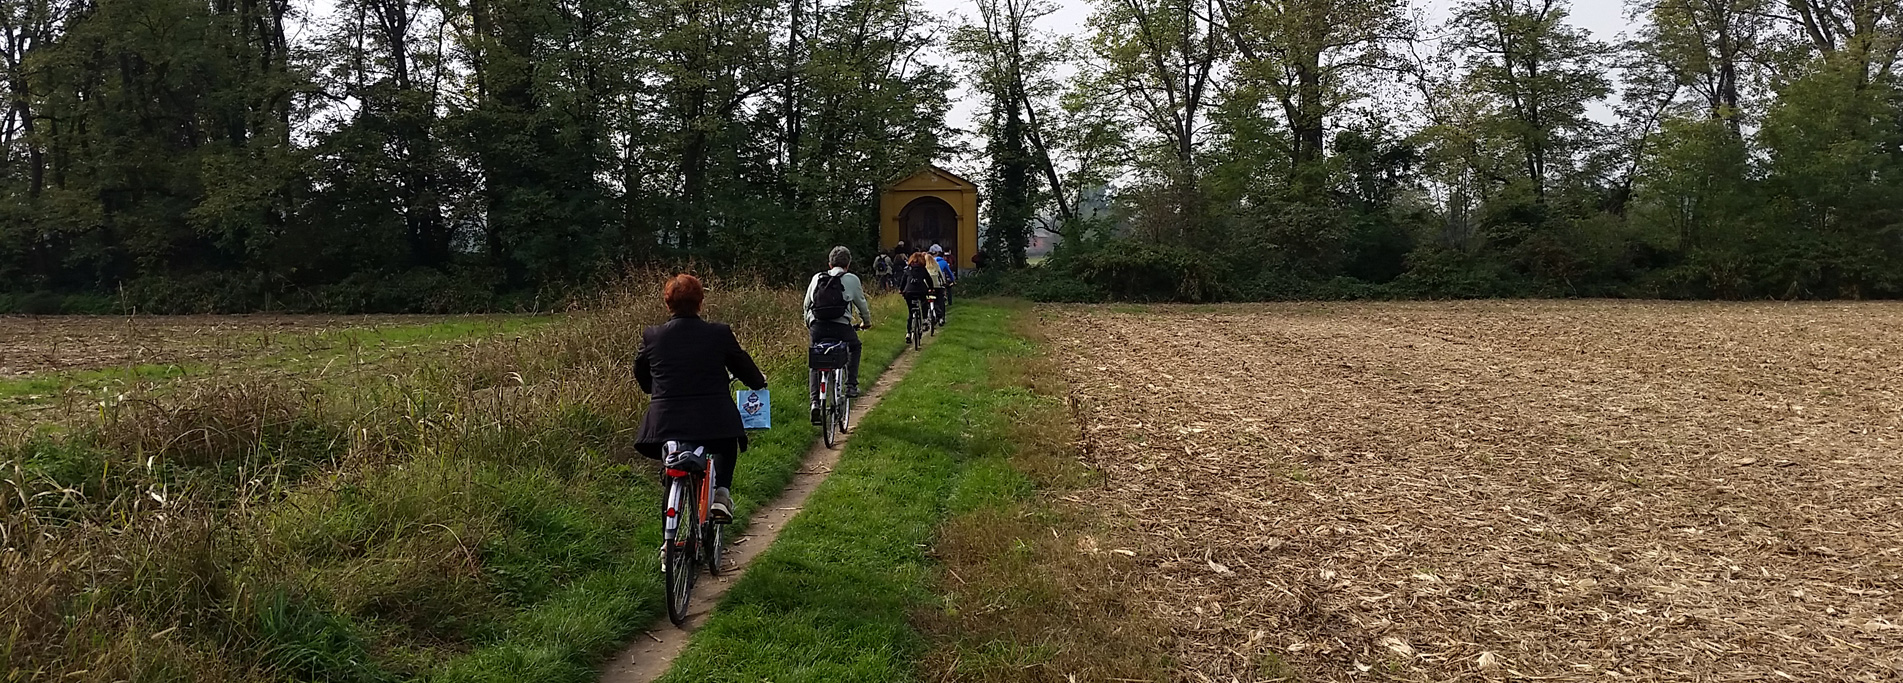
[{"left": 596, "top": 341, "right": 926, "bottom": 683}]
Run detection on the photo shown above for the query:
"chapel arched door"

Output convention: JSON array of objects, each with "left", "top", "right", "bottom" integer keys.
[{"left": 899, "top": 196, "right": 957, "bottom": 253}]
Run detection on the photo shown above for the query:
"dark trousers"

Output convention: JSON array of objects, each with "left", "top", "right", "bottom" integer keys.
[
  {"left": 928, "top": 289, "right": 946, "bottom": 323},
  {"left": 809, "top": 321, "right": 862, "bottom": 401},
  {"left": 904, "top": 293, "right": 926, "bottom": 334}
]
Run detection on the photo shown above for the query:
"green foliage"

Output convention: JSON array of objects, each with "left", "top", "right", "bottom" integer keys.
[{"left": 0, "top": 0, "right": 950, "bottom": 311}]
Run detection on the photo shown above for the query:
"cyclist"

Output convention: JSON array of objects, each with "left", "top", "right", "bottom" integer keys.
[
  {"left": 872, "top": 252, "right": 894, "bottom": 292},
  {"left": 634, "top": 274, "right": 769, "bottom": 523},
  {"left": 900, "top": 252, "right": 937, "bottom": 343},
  {"left": 804, "top": 246, "right": 871, "bottom": 423},
  {"left": 930, "top": 246, "right": 956, "bottom": 319}
]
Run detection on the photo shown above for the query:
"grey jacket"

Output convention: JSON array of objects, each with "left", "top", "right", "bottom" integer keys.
[{"left": 803, "top": 268, "right": 871, "bottom": 326}]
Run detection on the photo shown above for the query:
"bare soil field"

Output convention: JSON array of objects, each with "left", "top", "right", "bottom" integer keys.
[
  {"left": 0, "top": 314, "right": 463, "bottom": 378},
  {"left": 1046, "top": 301, "right": 1903, "bottom": 682}
]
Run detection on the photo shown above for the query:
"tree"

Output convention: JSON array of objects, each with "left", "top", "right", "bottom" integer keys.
[
  {"left": 1632, "top": 0, "right": 1767, "bottom": 132},
  {"left": 1085, "top": 0, "right": 1226, "bottom": 244},
  {"left": 955, "top": 0, "right": 1068, "bottom": 266},
  {"left": 1216, "top": 0, "right": 1408, "bottom": 192},
  {"left": 1444, "top": 0, "right": 1611, "bottom": 201}
]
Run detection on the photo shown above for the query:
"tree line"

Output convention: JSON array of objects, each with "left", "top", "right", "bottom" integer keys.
[
  {"left": 959, "top": 0, "right": 1903, "bottom": 301},
  {"left": 3, "top": 0, "right": 1900, "bottom": 311},
  {"left": 0, "top": 0, "right": 947, "bottom": 311}
]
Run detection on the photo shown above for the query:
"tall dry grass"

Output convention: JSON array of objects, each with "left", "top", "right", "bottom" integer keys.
[{"left": 2, "top": 271, "right": 808, "bottom": 682}]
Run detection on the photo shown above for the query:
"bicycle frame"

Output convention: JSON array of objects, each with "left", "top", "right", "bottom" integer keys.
[
  {"left": 817, "top": 366, "right": 844, "bottom": 408},
  {"left": 662, "top": 448, "right": 715, "bottom": 547}
]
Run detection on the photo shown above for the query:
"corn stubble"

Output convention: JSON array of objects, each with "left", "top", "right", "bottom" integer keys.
[
  {"left": 1, "top": 272, "right": 806, "bottom": 682},
  {"left": 1047, "top": 301, "right": 1903, "bottom": 682}
]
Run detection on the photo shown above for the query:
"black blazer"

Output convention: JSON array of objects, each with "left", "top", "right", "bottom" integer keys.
[{"left": 633, "top": 315, "right": 769, "bottom": 455}]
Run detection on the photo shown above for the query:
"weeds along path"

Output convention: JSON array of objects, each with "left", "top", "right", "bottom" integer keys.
[{"left": 597, "top": 336, "right": 931, "bottom": 683}]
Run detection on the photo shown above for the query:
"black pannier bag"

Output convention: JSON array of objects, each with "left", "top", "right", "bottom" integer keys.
[{"left": 808, "top": 341, "right": 850, "bottom": 369}]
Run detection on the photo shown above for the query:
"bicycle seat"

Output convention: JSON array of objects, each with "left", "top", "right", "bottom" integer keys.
[{"left": 663, "top": 441, "right": 708, "bottom": 472}]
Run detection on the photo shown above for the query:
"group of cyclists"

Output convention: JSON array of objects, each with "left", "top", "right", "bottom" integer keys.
[
  {"left": 880, "top": 241, "right": 957, "bottom": 342},
  {"left": 631, "top": 244, "right": 955, "bottom": 524}
]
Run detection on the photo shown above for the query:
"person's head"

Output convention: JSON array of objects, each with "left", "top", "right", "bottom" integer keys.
[
  {"left": 828, "top": 246, "right": 851, "bottom": 269},
  {"left": 663, "top": 274, "right": 704, "bottom": 316},
  {"left": 929, "top": 244, "right": 943, "bottom": 255},
  {"left": 909, "top": 252, "right": 928, "bottom": 268}
]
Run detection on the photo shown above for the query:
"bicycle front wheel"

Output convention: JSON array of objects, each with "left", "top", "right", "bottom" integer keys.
[
  {"left": 704, "top": 519, "right": 725, "bottom": 577},
  {"left": 840, "top": 386, "right": 853, "bottom": 433}
]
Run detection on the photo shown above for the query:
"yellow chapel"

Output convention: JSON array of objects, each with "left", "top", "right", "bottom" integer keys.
[{"left": 879, "top": 166, "right": 980, "bottom": 270}]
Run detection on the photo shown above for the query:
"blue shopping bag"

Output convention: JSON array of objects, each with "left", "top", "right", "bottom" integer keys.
[{"left": 736, "top": 389, "right": 771, "bottom": 430}]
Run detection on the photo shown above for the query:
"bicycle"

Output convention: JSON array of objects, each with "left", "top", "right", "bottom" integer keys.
[
  {"left": 905, "top": 300, "right": 923, "bottom": 350},
  {"left": 659, "top": 440, "right": 725, "bottom": 626},
  {"left": 810, "top": 340, "right": 853, "bottom": 448}
]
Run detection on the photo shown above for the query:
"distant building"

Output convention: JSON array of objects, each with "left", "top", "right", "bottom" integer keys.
[{"left": 880, "top": 166, "right": 979, "bottom": 270}]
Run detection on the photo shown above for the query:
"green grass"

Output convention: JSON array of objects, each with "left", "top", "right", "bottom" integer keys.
[
  {"left": 655, "top": 301, "right": 1038, "bottom": 682},
  {"left": 3, "top": 284, "right": 910, "bottom": 683},
  {"left": 0, "top": 364, "right": 190, "bottom": 399},
  {"left": 0, "top": 316, "right": 550, "bottom": 409},
  {"left": 277, "top": 317, "right": 554, "bottom": 361}
]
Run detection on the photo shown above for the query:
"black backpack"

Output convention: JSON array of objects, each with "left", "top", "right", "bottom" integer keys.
[
  {"left": 811, "top": 273, "right": 849, "bottom": 320},
  {"left": 903, "top": 264, "right": 930, "bottom": 294}
]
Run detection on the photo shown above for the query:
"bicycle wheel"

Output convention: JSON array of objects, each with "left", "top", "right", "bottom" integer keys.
[
  {"left": 821, "top": 393, "right": 837, "bottom": 448},
  {"left": 664, "top": 479, "right": 699, "bottom": 626},
  {"left": 838, "top": 370, "right": 853, "bottom": 433},
  {"left": 704, "top": 518, "right": 725, "bottom": 576},
  {"left": 910, "top": 309, "right": 923, "bottom": 350}
]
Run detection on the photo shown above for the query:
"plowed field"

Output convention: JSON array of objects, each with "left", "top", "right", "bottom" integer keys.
[{"left": 1046, "top": 301, "right": 1903, "bottom": 682}]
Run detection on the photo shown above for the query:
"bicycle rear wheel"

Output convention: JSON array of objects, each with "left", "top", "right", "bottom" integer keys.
[{"left": 664, "top": 480, "right": 699, "bottom": 626}]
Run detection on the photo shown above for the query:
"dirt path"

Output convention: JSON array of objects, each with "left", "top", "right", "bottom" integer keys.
[{"left": 596, "top": 342, "right": 925, "bottom": 683}]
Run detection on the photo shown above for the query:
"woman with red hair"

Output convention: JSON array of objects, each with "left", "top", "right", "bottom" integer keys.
[{"left": 634, "top": 274, "right": 769, "bottom": 521}]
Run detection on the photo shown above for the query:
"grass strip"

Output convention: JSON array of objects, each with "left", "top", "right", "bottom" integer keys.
[
  {"left": 654, "top": 301, "right": 1040, "bottom": 682},
  {"left": 431, "top": 296, "right": 909, "bottom": 682},
  {"left": 914, "top": 310, "right": 1170, "bottom": 682}
]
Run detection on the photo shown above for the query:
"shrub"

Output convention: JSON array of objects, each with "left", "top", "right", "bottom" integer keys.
[
  {"left": 1388, "top": 247, "right": 1521, "bottom": 299},
  {"left": 960, "top": 268, "right": 1107, "bottom": 303}
]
